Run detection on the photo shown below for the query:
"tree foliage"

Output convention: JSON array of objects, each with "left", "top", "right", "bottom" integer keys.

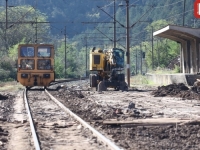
[
  {"left": 0, "top": 5, "right": 50, "bottom": 55},
  {"left": 55, "top": 42, "right": 88, "bottom": 78},
  {"left": 0, "top": 0, "right": 197, "bottom": 80}
]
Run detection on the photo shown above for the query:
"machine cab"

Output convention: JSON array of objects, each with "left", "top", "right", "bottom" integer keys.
[{"left": 110, "top": 48, "right": 124, "bottom": 69}]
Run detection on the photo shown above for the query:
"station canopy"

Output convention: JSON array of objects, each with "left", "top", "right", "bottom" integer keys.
[
  {"left": 153, "top": 25, "right": 200, "bottom": 42},
  {"left": 153, "top": 25, "right": 200, "bottom": 74}
]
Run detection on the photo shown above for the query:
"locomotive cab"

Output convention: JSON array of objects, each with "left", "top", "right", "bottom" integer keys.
[{"left": 17, "top": 44, "right": 55, "bottom": 88}]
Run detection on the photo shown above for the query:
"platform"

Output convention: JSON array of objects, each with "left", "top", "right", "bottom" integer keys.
[{"left": 146, "top": 73, "right": 200, "bottom": 86}]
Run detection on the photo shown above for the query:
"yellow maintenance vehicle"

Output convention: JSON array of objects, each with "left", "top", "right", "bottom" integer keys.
[{"left": 89, "top": 47, "right": 128, "bottom": 91}]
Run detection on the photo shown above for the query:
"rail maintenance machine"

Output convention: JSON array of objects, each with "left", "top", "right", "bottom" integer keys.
[
  {"left": 89, "top": 47, "right": 128, "bottom": 91},
  {"left": 17, "top": 44, "right": 55, "bottom": 89}
]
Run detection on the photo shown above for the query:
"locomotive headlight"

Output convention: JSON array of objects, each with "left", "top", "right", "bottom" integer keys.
[{"left": 18, "top": 64, "right": 21, "bottom": 70}]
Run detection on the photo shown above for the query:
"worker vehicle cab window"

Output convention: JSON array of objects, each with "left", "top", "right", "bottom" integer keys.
[
  {"left": 37, "top": 59, "right": 51, "bottom": 70},
  {"left": 37, "top": 47, "right": 51, "bottom": 57},
  {"left": 20, "top": 59, "right": 34, "bottom": 70},
  {"left": 112, "top": 48, "right": 124, "bottom": 69},
  {"left": 20, "top": 47, "right": 34, "bottom": 57}
]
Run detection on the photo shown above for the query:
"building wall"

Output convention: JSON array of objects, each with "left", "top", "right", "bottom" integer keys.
[{"left": 146, "top": 73, "right": 200, "bottom": 86}]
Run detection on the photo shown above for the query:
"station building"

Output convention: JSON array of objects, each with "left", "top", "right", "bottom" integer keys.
[{"left": 147, "top": 25, "right": 200, "bottom": 85}]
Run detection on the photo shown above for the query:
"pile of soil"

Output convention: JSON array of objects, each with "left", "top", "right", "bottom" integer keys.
[
  {"left": 0, "top": 92, "right": 15, "bottom": 150},
  {"left": 0, "top": 94, "right": 8, "bottom": 100},
  {"left": 151, "top": 83, "right": 200, "bottom": 100},
  {"left": 0, "top": 126, "right": 9, "bottom": 150},
  {"left": 0, "top": 93, "right": 15, "bottom": 120},
  {"left": 106, "top": 124, "right": 200, "bottom": 150}
]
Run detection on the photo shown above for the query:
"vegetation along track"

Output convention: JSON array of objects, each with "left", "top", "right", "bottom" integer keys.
[{"left": 25, "top": 86, "right": 119, "bottom": 150}]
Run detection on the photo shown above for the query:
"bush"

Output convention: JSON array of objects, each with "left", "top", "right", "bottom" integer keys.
[
  {"left": 173, "top": 65, "right": 180, "bottom": 73},
  {"left": 0, "top": 69, "right": 10, "bottom": 81},
  {"left": 0, "top": 56, "right": 17, "bottom": 81},
  {"left": 1, "top": 61, "right": 13, "bottom": 70}
]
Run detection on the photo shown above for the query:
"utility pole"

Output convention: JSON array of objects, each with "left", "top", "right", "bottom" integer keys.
[
  {"left": 135, "top": 48, "right": 137, "bottom": 75},
  {"left": 144, "top": 45, "right": 147, "bottom": 73},
  {"left": 140, "top": 44, "right": 142, "bottom": 74},
  {"left": 5, "top": 0, "right": 8, "bottom": 51},
  {"left": 151, "top": 26, "right": 154, "bottom": 70},
  {"left": 64, "top": 26, "right": 67, "bottom": 78},
  {"left": 6, "top": 0, "right": 8, "bottom": 29},
  {"left": 182, "top": 0, "right": 186, "bottom": 26},
  {"left": 85, "top": 36, "right": 88, "bottom": 77},
  {"left": 35, "top": 18, "right": 38, "bottom": 43},
  {"left": 157, "top": 40, "right": 160, "bottom": 67},
  {"left": 113, "top": 0, "right": 116, "bottom": 48},
  {"left": 125, "top": 0, "right": 130, "bottom": 87}
]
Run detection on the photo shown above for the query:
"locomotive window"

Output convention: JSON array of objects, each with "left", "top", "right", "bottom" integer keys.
[
  {"left": 20, "top": 59, "right": 34, "bottom": 70},
  {"left": 94, "top": 55, "right": 100, "bottom": 64},
  {"left": 20, "top": 47, "right": 34, "bottom": 57},
  {"left": 38, "top": 47, "right": 51, "bottom": 57},
  {"left": 37, "top": 59, "right": 51, "bottom": 70}
]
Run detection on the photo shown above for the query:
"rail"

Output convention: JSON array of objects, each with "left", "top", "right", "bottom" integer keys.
[
  {"left": 50, "top": 77, "right": 88, "bottom": 86},
  {"left": 45, "top": 89, "right": 122, "bottom": 150},
  {"left": 24, "top": 89, "right": 41, "bottom": 150}
]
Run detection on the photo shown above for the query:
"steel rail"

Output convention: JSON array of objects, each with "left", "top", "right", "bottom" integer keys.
[
  {"left": 50, "top": 77, "right": 88, "bottom": 86},
  {"left": 45, "top": 89, "right": 122, "bottom": 150},
  {"left": 24, "top": 89, "right": 41, "bottom": 150}
]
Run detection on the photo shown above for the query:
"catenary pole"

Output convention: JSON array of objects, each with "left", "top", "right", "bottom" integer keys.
[{"left": 125, "top": 0, "right": 130, "bottom": 87}]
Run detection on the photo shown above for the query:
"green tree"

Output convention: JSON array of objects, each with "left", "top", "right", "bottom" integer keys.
[
  {"left": 0, "top": 5, "right": 50, "bottom": 55},
  {"left": 55, "top": 42, "right": 87, "bottom": 78}
]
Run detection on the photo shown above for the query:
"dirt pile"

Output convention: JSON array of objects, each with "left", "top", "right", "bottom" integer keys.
[
  {"left": 0, "top": 126, "right": 9, "bottom": 149},
  {"left": 0, "top": 94, "right": 8, "bottom": 100},
  {"left": 107, "top": 124, "right": 200, "bottom": 150},
  {"left": 0, "top": 93, "right": 15, "bottom": 120},
  {"left": 0, "top": 92, "right": 15, "bottom": 150},
  {"left": 151, "top": 83, "right": 200, "bottom": 100}
]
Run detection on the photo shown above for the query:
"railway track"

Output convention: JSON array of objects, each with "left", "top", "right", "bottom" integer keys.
[{"left": 24, "top": 86, "right": 121, "bottom": 150}]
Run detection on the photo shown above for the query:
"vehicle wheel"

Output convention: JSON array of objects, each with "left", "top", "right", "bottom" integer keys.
[
  {"left": 114, "top": 86, "right": 120, "bottom": 91},
  {"left": 91, "top": 74, "right": 97, "bottom": 87},
  {"left": 120, "top": 82, "right": 128, "bottom": 91},
  {"left": 26, "top": 86, "right": 30, "bottom": 90},
  {"left": 89, "top": 74, "right": 94, "bottom": 87},
  {"left": 97, "top": 81, "right": 107, "bottom": 92}
]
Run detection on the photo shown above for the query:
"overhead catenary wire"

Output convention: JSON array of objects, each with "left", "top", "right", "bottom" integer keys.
[
  {"left": 165, "top": 9, "right": 193, "bottom": 20},
  {"left": 140, "top": 1, "right": 193, "bottom": 27},
  {"left": 99, "top": 1, "right": 114, "bottom": 9},
  {"left": 98, "top": 0, "right": 146, "bottom": 24},
  {"left": 153, "top": 0, "right": 184, "bottom": 9},
  {"left": 5, "top": 0, "right": 195, "bottom": 44}
]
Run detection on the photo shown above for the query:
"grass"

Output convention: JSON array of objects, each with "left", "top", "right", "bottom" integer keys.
[
  {"left": 130, "top": 75, "right": 149, "bottom": 85},
  {"left": 147, "top": 66, "right": 180, "bottom": 74},
  {"left": 130, "top": 75, "right": 160, "bottom": 87},
  {"left": 0, "top": 81, "right": 24, "bottom": 92}
]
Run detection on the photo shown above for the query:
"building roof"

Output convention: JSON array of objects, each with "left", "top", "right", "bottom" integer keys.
[{"left": 153, "top": 25, "right": 200, "bottom": 42}]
